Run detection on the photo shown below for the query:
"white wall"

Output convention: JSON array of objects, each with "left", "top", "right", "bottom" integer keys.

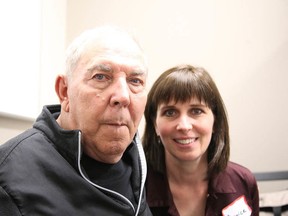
[
  {"left": 39, "top": 0, "right": 67, "bottom": 109},
  {"left": 0, "top": 0, "right": 66, "bottom": 142},
  {"left": 1, "top": 0, "right": 287, "bottom": 192},
  {"left": 0, "top": 0, "right": 42, "bottom": 119}
]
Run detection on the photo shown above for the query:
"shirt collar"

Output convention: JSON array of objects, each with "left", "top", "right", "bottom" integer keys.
[{"left": 209, "top": 169, "right": 237, "bottom": 194}]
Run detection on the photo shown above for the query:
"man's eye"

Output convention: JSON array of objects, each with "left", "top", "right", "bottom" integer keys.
[
  {"left": 93, "top": 74, "right": 106, "bottom": 81},
  {"left": 129, "top": 78, "right": 143, "bottom": 86}
]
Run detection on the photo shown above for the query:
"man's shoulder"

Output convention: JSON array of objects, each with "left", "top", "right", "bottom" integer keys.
[{"left": 0, "top": 128, "right": 39, "bottom": 166}]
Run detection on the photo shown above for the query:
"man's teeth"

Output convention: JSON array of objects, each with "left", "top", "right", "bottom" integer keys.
[{"left": 176, "top": 138, "right": 196, "bottom": 144}]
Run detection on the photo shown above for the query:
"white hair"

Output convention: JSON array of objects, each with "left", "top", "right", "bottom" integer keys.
[{"left": 65, "top": 25, "right": 146, "bottom": 78}]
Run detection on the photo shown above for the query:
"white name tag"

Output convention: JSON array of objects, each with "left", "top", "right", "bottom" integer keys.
[{"left": 222, "top": 195, "right": 252, "bottom": 216}]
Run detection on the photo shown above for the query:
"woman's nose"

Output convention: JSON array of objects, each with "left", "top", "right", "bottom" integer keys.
[
  {"left": 176, "top": 116, "right": 193, "bottom": 131},
  {"left": 110, "top": 78, "right": 130, "bottom": 107}
]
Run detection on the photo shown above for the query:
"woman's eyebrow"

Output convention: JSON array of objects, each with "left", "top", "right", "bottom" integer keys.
[
  {"left": 189, "top": 103, "right": 208, "bottom": 108},
  {"left": 158, "top": 105, "right": 175, "bottom": 110}
]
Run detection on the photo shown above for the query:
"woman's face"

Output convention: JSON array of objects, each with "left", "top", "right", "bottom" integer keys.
[{"left": 155, "top": 97, "right": 214, "bottom": 163}]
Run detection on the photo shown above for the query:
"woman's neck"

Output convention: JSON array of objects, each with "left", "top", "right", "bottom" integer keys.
[
  {"left": 165, "top": 154, "right": 208, "bottom": 185},
  {"left": 166, "top": 155, "right": 209, "bottom": 216}
]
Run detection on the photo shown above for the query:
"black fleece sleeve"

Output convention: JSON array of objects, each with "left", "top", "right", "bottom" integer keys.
[{"left": 0, "top": 186, "right": 21, "bottom": 216}]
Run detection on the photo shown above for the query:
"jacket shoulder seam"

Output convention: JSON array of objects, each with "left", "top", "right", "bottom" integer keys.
[{"left": 0, "top": 129, "right": 38, "bottom": 166}]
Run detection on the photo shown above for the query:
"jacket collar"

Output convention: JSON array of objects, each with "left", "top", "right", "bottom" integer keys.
[
  {"left": 33, "top": 105, "right": 80, "bottom": 167},
  {"left": 33, "top": 105, "right": 147, "bottom": 213}
]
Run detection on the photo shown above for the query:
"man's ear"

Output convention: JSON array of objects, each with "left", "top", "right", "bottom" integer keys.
[{"left": 55, "top": 75, "right": 69, "bottom": 112}]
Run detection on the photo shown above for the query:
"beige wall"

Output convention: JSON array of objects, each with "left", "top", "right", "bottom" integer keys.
[
  {"left": 0, "top": 115, "right": 34, "bottom": 144},
  {"left": 1, "top": 0, "right": 287, "bottom": 192}
]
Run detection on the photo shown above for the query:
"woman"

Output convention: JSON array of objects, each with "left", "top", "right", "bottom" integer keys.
[{"left": 142, "top": 64, "right": 259, "bottom": 216}]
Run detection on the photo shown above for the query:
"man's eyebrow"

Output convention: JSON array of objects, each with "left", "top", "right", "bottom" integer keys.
[
  {"left": 88, "top": 63, "right": 112, "bottom": 72},
  {"left": 88, "top": 63, "right": 147, "bottom": 75},
  {"left": 130, "top": 69, "right": 146, "bottom": 76},
  {"left": 130, "top": 64, "right": 148, "bottom": 75}
]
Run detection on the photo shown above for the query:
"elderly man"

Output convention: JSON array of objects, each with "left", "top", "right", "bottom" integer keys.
[{"left": 0, "top": 26, "right": 151, "bottom": 216}]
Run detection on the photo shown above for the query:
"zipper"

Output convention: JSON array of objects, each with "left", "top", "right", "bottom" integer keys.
[{"left": 76, "top": 131, "right": 136, "bottom": 213}]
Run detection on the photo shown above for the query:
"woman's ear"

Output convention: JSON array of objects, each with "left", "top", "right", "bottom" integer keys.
[
  {"left": 55, "top": 75, "right": 69, "bottom": 112},
  {"left": 154, "top": 121, "right": 159, "bottom": 136}
]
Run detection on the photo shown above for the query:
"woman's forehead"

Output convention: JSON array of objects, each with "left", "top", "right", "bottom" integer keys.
[{"left": 158, "top": 97, "right": 206, "bottom": 106}]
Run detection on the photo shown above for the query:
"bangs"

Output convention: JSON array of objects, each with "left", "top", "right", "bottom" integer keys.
[{"left": 155, "top": 70, "right": 215, "bottom": 108}]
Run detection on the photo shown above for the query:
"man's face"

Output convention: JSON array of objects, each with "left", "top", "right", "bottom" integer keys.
[{"left": 61, "top": 37, "right": 147, "bottom": 164}]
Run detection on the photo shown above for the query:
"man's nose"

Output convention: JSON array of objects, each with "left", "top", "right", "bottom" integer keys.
[{"left": 110, "top": 77, "right": 130, "bottom": 107}]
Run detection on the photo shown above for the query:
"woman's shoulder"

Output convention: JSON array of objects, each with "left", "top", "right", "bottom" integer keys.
[
  {"left": 226, "top": 161, "right": 252, "bottom": 173},
  {"left": 211, "top": 161, "right": 258, "bottom": 195},
  {"left": 224, "top": 161, "right": 256, "bottom": 183}
]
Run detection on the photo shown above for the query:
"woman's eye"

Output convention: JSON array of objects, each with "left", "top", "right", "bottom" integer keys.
[
  {"left": 164, "top": 109, "right": 176, "bottom": 117},
  {"left": 191, "top": 108, "right": 203, "bottom": 115}
]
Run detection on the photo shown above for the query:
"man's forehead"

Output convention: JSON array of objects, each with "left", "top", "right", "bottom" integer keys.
[
  {"left": 84, "top": 50, "right": 147, "bottom": 73},
  {"left": 87, "top": 60, "right": 147, "bottom": 75},
  {"left": 76, "top": 36, "right": 147, "bottom": 75}
]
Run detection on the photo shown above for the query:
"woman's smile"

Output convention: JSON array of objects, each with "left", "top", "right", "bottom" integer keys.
[{"left": 174, "top": 137, "right": 198, "bottom": 145}]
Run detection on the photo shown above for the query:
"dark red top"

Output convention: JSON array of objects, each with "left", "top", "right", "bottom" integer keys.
[{"left": 146, "top": 161, "right": 259, "bottom": 216}]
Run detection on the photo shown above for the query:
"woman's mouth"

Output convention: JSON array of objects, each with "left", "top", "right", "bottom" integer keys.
[{"left": 174, "top": 138, "right": 197, "bottom": 145}]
